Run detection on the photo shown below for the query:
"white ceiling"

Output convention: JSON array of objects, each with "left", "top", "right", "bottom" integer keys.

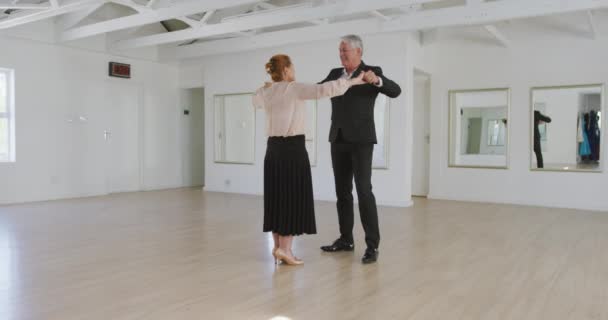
[{"left": 0, "top": 0, "right": 607, "bottom": 59}]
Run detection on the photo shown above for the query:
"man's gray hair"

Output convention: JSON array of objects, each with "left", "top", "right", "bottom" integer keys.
[{"left": 340, "top": 34, "right": 363, "bottom": 55}]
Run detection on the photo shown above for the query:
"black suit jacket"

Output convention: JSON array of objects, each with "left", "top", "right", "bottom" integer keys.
[
  {"left": 533, "top": 110, "right": 551, "bottom": 150},
  {"left": 320, "top": 61, "right": 401, "bottom": 144}
]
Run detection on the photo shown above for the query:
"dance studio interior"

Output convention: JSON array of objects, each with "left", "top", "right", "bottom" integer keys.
[{"left": 1, "top": 0, "right": 607, "bottom": 319}]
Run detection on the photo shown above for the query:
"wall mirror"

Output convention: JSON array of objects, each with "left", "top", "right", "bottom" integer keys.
[
  {"left": 373, "top": 94, "right": 390, "bottom": 169},
  {"left": 214, "top": 93, "right": 255, "bottom": 164},
  {"left": 531, "top": 84, "right": 603, "bottom": 172},
  {"left": 448, "top": 88, "right": 510, "bottom": 168}
]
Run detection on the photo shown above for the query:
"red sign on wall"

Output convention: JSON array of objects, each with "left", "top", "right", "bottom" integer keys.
[{"left": 109, "top": 62, "right": 131, "bottom": 78}]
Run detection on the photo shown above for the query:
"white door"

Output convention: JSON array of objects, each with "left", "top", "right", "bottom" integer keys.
[
  {"left": 412, "top": 71, "right": 431, "bottom": 196},
  {"left": 104, "top": 82, "right": 141, "bottom": 193}
]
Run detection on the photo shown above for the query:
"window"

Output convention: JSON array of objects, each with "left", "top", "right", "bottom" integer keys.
[{"left": 0, "top": 68, "right": 15, "bottom": 162}]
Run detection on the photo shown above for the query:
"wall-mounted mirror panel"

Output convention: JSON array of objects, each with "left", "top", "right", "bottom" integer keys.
[
  {"left": 214, "top": 93, "right": 255, "bottom": 164},
  {"left": 449, "top": 88, "right": 510, "bottom": 168},
  {"left": 531, "top": 84, "right": 603, "bottom": 172}
]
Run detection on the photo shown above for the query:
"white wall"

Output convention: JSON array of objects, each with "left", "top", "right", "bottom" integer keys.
[
  {"left": 141, "top": 84, "right": 182, "bottom": 190},
  {"left": 0, "top": 35, "right": 181, "bottom": 204},
  {"left": 0, "top": 19, "right": 162, "bottom": 62},
  {"left": 425, "top": 36, "right": 608, "bottom": 211},
  {"left": 179, "top": 32, "right": 412, "bottom": 207}
]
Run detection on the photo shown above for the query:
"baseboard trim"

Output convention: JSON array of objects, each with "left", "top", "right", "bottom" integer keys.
[
  {"left": 428, "top": 194, "right": 608, "bottom": 212},
  {"left": 202, "top": 188, "right": 413, "bottom": 208}
]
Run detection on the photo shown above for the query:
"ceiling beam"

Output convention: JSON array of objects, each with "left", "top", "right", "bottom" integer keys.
[
  {"left": 484, "top": 24, "right": 510, "bottom": 47},
  {"left": 199, "top": 9, "right": 214, "bottom": 24},
  {"left": 255, "top": 1, "right": 325, "bottom": 25},
  {"left": 370, "top": 10, "right": 391, "bottom": 21},
  {"left": 166, "top": 0, "right": 608, "bottom": 59},
  {"left": 177, "top": 16, "right": 199, "bottom": 28},
  {"left": 146, "top": 0, "right": 158, "bottom": 9},
  {"left": 128, "top": 5, "right": 215, "bottom": 37},
  {"left": 109, "top": 0, "right": 150, "bottom": 13},
  {"left": 109, "top": 0, "right": 203, "bottom": 32},
  {"left": 0, "top": 3, "right": 51, "bottom": 9},
  {"left": 399, "top": 3, "right": 422, "bottom": 14},
  {"left": 163, "top": 17, "right": 381, "bottom": 60},
  {"left": 469, "top": 0, "right": 507, "bottom": 48},
  {"left": 114, "top": 0, "right": 445, "bottom": 49},
  {"left": 59, "top": 0, "right": 258, "bottom": 42},
  {"left": 120, "top": 0, "right": 608, "bottom": 50},
  {"left": 308, "top": 19, "right": 327, "bottom": 26},
  {"left": 255, "top": 2, "right": 275, "bottom": 10},
  {"left": 55, "top": 2, "right": 105, "bottom": 30},
  {"left": 233, "top": 30, "right": 256, "bottom": 37},
  {"left": 423, "top": 0, "right": 608, "bottom": 27},
  {"left": 0, "top": 0, "right": 105, "bottom": 29}
]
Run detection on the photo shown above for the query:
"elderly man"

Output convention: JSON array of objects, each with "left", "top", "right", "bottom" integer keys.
[{"left": 319, "top": 34, "right": 402, "bottom": 264}]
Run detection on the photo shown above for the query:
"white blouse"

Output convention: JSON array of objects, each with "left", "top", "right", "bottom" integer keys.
[{"left": 252, "top": 79, "right": 352, "bottom": 137}]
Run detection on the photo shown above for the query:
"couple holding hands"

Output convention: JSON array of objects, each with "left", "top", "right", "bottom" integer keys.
[{"left": 252, "top": 34, "right": 401, "bottom": 265}]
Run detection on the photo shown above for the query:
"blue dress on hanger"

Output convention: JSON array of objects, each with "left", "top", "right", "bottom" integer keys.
[{"left": 580, "top": 117, "right": 592, "bottom": 156}]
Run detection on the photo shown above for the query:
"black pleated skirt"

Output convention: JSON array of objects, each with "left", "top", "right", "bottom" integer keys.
[{"left": 264, "top": 135, "right": 316, "bottom": 236}]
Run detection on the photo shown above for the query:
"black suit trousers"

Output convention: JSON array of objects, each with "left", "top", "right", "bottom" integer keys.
[
  {"left": 331, "top": 131, "right": 380, "bottom": 249},
  {"left": 534, "top": 144, "right": 544, "bottom": 169}
]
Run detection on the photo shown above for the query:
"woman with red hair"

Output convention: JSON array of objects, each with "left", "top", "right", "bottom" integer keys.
[{"left": 253, "top": 54, "right": 364, "bottom": 265}]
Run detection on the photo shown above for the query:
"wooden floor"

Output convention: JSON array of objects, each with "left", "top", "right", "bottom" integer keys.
[{"left": 1, "top": 189, "right": 608, "bottom": 320}]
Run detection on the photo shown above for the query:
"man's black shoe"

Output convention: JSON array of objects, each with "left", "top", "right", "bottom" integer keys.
[
  {"left": 320, "top": 238, "right": 355, "bottom": 252},
  {"left": 362, "top": 248, "right": 378, "bottom": 264}
]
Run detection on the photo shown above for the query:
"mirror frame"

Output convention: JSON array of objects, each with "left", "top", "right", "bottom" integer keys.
[
  {"left": 213, "top": 92, "right": 256, "bottom": 165},
  {"left": 529, "top": 83, "right": 605, "bottom": 173},
  {"left": 447, "top": 87, "right": 511, "bottom": 169}
]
